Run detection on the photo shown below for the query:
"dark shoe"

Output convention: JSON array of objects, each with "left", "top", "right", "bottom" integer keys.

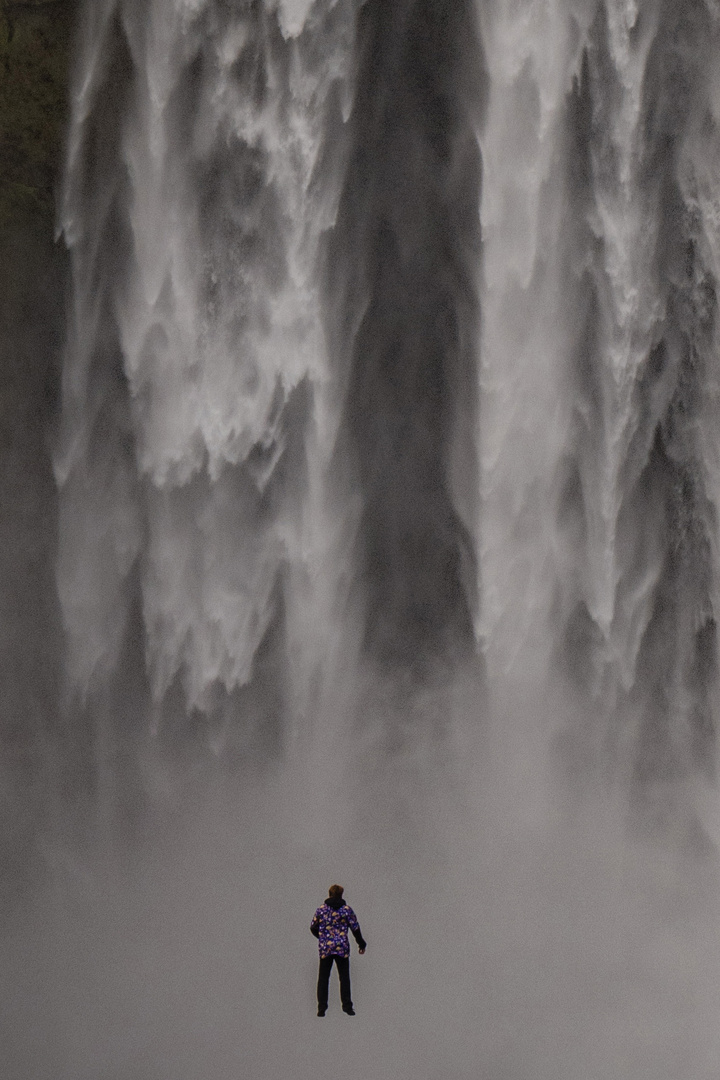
[
  {"left": 342, "top": 1006, "right": 355, "bottom": 1015},
  {"left": 317, "top": 1008, "right": 326, "bottom": 1017}
]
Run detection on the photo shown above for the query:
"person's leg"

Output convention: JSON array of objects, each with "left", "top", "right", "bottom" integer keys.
[
  {"left": 317, "top": 956, "right": 333, "bottom": 1014},
  {"left": 335, "top": 956, "right": 354, "bottom": 1012}
]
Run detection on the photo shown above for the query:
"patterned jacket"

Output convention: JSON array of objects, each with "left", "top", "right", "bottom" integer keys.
[{"left": 310, "top": 896, "right": 366, "bottom": 958}]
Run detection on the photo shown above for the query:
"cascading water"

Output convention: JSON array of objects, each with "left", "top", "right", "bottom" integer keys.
[
  {"left": 10, "top": 0, "right": 720, "bottom": 1077},
  {"left": 58, "top": 0, "right": 360, "bottom": 739},
  {"left": 478, "top": 0, "right": 720, "bottom": 826}
]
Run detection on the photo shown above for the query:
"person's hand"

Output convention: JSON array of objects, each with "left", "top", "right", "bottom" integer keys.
[{"left": 359, "top": 947, "right": 366, "bottom": 954}]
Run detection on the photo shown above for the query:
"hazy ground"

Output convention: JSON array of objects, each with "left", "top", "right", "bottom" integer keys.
[{"left": 4, "top": 678, "right": 720, "bottom": 1080}]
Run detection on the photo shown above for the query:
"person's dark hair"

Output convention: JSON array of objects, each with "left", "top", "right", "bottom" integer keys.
[{"left": 328, "top": 884, "right": 344, "bottom": 898}]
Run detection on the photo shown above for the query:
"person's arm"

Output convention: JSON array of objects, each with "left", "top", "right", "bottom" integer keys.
[
  {"left": 347, "top": 907, "right": 367, "bottom": 952},
  {"left": 310, "top": 910, "right": 321, "bottom": 939}
]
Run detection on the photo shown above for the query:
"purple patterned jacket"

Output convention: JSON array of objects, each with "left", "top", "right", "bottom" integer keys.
[{"left": 310, "top": 896, "right": 366, "bottom": 959}]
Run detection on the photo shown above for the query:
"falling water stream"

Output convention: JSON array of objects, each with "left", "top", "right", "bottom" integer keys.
[{"left": 8, "top": 0, "right": 720, "bottom": 1077}]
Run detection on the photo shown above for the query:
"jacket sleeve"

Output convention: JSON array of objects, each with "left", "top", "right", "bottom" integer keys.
[
  {"left": 310, "top": 910, "right": 321, "bottom": 939},
  {"left": 346, "top": 906, "right": 366, "bottom": 949}
]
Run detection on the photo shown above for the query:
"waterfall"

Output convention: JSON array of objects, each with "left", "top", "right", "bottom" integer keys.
[
  {"left": 56, "top": 0, "right": 720, "bottom": 825},
  {"left": 477, "top": 0, "right": 720, "bottom": 827},
  {"left": 57, "top": 0, "right": 368, "bottom": 812},
  {"left": 19, "top": 0, "right": 720, "bottom": 1074}
]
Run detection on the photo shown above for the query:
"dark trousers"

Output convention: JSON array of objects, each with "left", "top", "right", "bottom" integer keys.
[{"left": 317, "top": 954, "right": 352, "bottom": 1009}]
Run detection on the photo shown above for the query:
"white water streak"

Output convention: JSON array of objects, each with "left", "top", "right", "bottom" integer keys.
[
  {"left": 476, "top": 0, "right": 591, "bottom": 685},
  {"left": 58, "top": 0, "right": 358, "bottom": 711}
]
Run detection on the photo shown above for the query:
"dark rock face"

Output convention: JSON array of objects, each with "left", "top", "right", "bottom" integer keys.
[
  {"left": 0, "top": 0, "right": 76, "bottom": 896},
  {"left": 0, "top": 0, "right": 75, "bottom": 219}
]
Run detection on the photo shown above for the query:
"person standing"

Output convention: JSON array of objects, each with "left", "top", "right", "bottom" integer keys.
[{"left": 310, "top": 884, "right": 366, "bottom": 1016}]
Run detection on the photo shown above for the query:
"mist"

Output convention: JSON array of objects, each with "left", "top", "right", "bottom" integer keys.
[{"left": 6, "top": 676, "right": 720, "bottom": 1079}]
